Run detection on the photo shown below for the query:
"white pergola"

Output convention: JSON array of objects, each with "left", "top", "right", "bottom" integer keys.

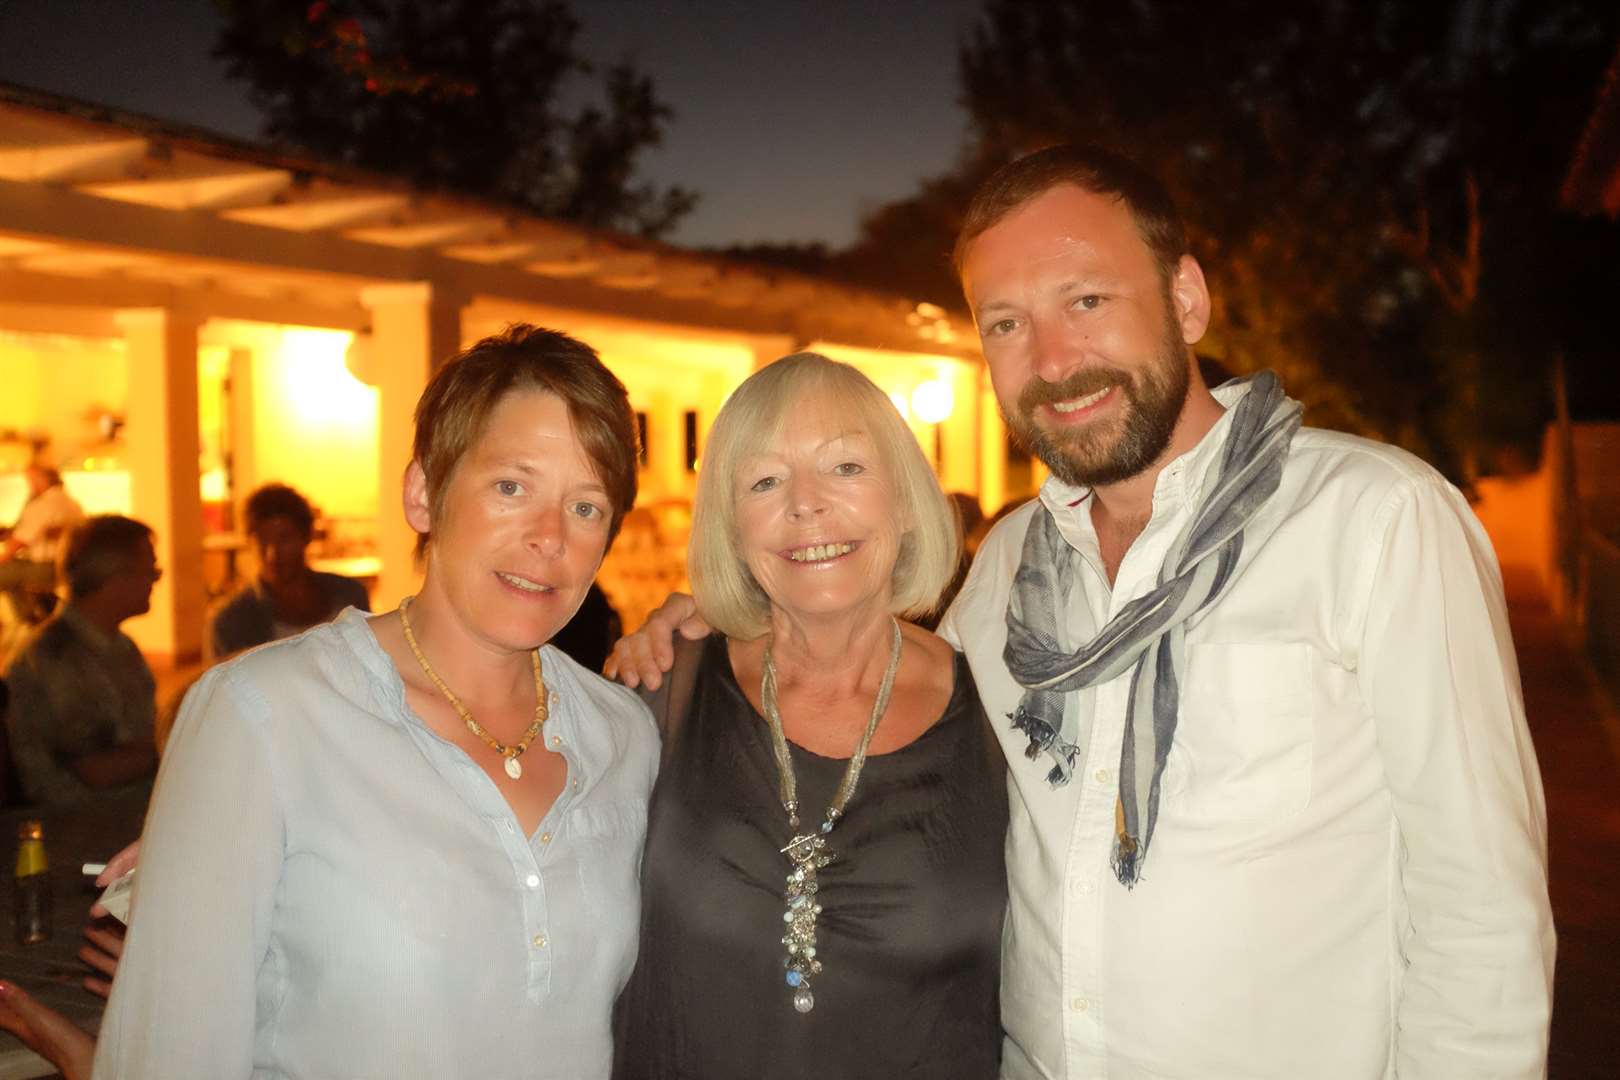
[{"left": 0, "top": 84, "right": 1007, "bottom": 661}]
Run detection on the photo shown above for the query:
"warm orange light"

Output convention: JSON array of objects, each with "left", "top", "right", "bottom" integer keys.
[
  {"left": 277, "top": 330, "right": 374, "bottom": 424},
  {"left": 911, "top": 379, "right": 954, "bottom": 424},
  {"left": 200, "top": 467, "right": 228, "bottom": 503}
]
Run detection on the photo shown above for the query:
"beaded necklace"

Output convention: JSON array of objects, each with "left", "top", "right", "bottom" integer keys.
[
  {"left": 761, "top": 617, "right": 902, "bottom": 1013},
  {"left": 399, "top": 596, "right": 547, "bottom": 779}
]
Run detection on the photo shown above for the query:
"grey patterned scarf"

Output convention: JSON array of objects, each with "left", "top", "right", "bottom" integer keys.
[{"left": 1003, "top": 371, "right": 1301, "bottom": 886}]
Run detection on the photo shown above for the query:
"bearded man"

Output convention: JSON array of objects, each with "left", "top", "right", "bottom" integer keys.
[{"left": 939, "top": 145, "right": 1552, "bottom": 1079}]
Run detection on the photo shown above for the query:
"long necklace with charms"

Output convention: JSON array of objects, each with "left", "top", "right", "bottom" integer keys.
[
  {"left": 761, "top": 617, "right": 902, "bottom": 1014},
  {"left": 399, "top": 596, "right": 548, "bottom": 779}
]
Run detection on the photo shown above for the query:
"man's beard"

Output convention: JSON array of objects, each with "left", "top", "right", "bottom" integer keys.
[{"left": 1003, "top": 311, "right": 1190, "bottom": 489}]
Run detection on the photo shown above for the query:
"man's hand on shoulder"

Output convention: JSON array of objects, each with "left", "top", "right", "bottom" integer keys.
[{"left": 603, "top": 593, "right": 707, "bottom": 691}]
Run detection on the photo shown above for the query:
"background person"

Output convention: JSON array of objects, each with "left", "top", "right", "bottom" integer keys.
[
  {"left": 549, "top": 580, "right": 623, "bottom": 672},
  {"left": 204, "top": 482, "right": 369, "bottom": 661},
  {"left": 0, "top": 464, "right": 85, "bottom": 570},
  {"left": 0, "top": 464, "right": 86, "bottom": 642},
  {"left": 611, "top": 353, "right": 1006, "bottom": 1080},
  {"left": 91, "top": 325, "right": 658, "bottom": 1080},
  {"left": 1, "top": 515, "right": 159, "bottom": 807}
]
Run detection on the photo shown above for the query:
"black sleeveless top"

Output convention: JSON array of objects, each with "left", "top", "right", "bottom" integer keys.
[{"left": 612, "top": 634, "right": 1008, "bottom": 1080}]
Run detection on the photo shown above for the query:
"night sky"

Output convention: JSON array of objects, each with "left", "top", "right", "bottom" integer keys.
[{"left": 0, "top": 0, "right": 984, "bottom": 249}]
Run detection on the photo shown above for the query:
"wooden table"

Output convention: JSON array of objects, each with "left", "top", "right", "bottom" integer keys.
[{"left": 0, "top": 784, "right": 150, "bottom": 1078}]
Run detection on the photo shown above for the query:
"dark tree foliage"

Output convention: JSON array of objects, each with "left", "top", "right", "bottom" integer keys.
[
  {"left": 703, "top": 241, "right": 835, "bottom": 278},
  {"left": 213, "top": 0, "right": 696, "bottom": 238},
  {"left": 841, "top": 0, "right": 1620, "bottom": 470}
]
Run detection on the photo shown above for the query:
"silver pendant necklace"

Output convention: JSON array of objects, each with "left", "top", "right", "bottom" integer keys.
[{"left": 762, "top": 617, "right": 903, "bottom": 1014}]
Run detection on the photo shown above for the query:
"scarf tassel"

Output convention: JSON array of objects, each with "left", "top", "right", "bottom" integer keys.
[
  {"left": 1008, "top": 704, "right": 1056, "bottom": 760},
  {"left": 1111, "top": 833, "right": 1142, "bottom": 888},
  {"left": 1008, "top": 706, "right": 1081, "bottom": 785}
]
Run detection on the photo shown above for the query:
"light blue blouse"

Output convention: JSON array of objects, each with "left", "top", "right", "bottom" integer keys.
[{"left": 93, "top": 607, "right": 658, "bottom": 1079}]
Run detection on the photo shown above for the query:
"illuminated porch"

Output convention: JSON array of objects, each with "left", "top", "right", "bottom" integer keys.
[{"left": 0, "top": 84, "right": 1023, "bottom": 661}]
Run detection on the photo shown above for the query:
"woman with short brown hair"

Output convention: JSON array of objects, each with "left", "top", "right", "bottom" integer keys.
[{"left": 92, "top": 324, "right": 658, "bottom": 1080}]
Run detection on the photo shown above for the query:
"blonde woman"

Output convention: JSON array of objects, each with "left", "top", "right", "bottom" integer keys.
[{"left": 612, "top": 354, "right": 1007, "bottom": 1079}]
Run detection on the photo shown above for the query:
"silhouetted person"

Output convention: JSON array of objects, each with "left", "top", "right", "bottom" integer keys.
[
  {"left": 1, "top": 515, "right": 159, "bottom": 806},
  {"left": 549, "top": 582, "right": 622, "bottom": 672},
  {"left": 0, "top": 465, "right": 85, "bottom": 624},
  {"left": 206, "top": 483, "right": 369, "bottom": 661}
]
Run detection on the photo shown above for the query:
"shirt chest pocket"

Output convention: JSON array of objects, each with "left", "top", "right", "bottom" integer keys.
[
  {"left": 568, "top": 798, "right": 649, "bottom": 902},
  {"left": 1161, "top": 642, "right": 1314, "bottom": 821}
]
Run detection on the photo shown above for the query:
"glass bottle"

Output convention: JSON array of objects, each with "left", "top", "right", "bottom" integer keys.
[{"left": 14, "top": 819, "right": 50, "bottom": 945}]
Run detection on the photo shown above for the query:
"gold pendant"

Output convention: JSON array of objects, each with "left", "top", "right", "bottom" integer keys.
[{"left": 504, "top": 757, "right": 522, "bottom": 780}]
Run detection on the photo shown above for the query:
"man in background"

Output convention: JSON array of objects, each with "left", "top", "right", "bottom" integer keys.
[
  {"left": 0, "top": 464, "right": 86, "bottom": 620},
  {"left": 205, "top": 483, "right": 369, "bottom": 661},
  {"left": 2, "top": 515, "right": 159, "bottom": 806}
]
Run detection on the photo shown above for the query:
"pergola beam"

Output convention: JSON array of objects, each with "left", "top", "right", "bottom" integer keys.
[
  {"left": 0, "top": 136, "right": 149, "bottom": 183},
  {"left": 79, "top": 168, "right": 293, "bottom": 211},
  {"left": 0, "top": 176, "right": 980, "bottom": 359},
  {"left": 224, "top": 192, "right": 410, "bottom": 231},
  {"left": 0, "top": 268, "right": 369, "bottom": 332}
]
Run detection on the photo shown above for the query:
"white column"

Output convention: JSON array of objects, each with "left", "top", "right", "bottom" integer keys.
[
  {"left": 977, "top": 367, "right": 1007, "bottom": 515},
  {"left": 116, "top": 307, "right": 205, "bottom": 663},
  {"left": 359, "top": 283, "right": 463, "bottom": 612},
  {"left": 936, "top": 364, "right": 977, "bottom": 495},
  {"left": 645, "top": 395, "right": 687, "bottom": 503},
  {"left": 227, "top": 345, "right": 255, "bottom": 521}
]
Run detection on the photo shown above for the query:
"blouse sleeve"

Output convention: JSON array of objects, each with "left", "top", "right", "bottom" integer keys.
[
  {"left": 635, "top": 633, "right": 709, "bottom": 753},
  {"left": 91, "top": 664, "right": 285, "bottom": 1080}
]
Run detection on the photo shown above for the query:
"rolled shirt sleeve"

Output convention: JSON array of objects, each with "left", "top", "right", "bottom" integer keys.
[
  {"left": 92, "top": 665, "right": 284, "bottom": 1079},
  {"left": 1355, "top": 475, "right": 1555, "bottom": 1077}
]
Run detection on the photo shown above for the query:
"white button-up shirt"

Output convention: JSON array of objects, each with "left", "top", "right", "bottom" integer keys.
[
  {"left": 93, "top": 608, "right": 657, "bottom": 1080},
  {"left": 941, "top": 383, "right": 1554, "bottom": 1079},
  {"left": 10, "top": 481, "right": 84, "bottom": 563}
]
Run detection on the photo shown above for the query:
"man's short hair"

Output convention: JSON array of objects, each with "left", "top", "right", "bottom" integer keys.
[
  {"left": 411, "top": 324, "right": 639, "bottom": 555},
  {"left": 954, "top": 144, "right": 1190, "bottom": 284},
  {"left": 62, "top": 515, "right": 153, "bottom": 600},
  {"left": 688, "top": 352, "right": 960, "bottom": 640},
  {"left": 243, "top": 483, "right": 315, "bottom": 539}
]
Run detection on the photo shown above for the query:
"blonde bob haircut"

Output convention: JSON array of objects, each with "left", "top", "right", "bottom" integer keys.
[{"left": 689, "top": 352, "right": 960, "bottom": 640}]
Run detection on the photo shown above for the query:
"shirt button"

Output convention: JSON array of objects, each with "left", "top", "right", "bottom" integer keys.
[
  {"left": 533, "top": 934, "right": 547, "bottom": 948},
  {"left": 1094, "top": 768, "right": 1112, "bottom": 784},
  {"left": 549, "top": 735, "right": 562, "bottom": 749},
  {"left": 1074, "top": 880, "right": 1094, "bottom": 897},
  {"left": 572, "top": 778, "right": 580, "bottom": 792},
  {"left": 1071, "top": 996, "right": 1090, "bottom": 1013},
  {"left": 539, "top": 832, "right": 552, "bottom": 845},
  {"left": 525, "top": 873, "right": 540, "bottom": 888}
]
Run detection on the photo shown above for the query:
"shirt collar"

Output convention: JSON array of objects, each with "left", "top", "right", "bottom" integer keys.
[
  {"left": 56, "top": 605, "right": 118, "bottom": 651},
  {"left": 1036, "top": 377, "right": 1253, "bottom": 521},
  {"left": 331, "top": 605, "right": 592, "bottom": 777}
]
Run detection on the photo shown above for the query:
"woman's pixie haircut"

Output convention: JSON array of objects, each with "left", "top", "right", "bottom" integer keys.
[
  {"left": 411, "top": 324, "right": 639, "bottom": 555},
  {"left": 688, "top": 352, "right": 960, "bottom": 640}
]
